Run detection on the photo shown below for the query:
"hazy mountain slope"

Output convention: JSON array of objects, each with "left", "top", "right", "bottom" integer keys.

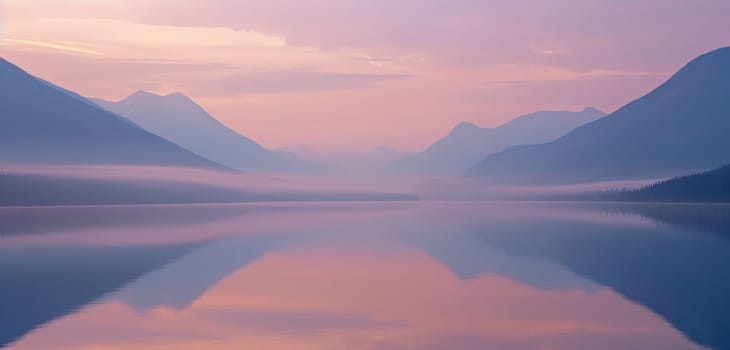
[
  {"left": 88, "top": 97, "right": 117, "bottom": 112},
  {"left": 468, "top": 47, "right": 730, "bottom": 184},
  {"left": 394, "top": 108, "right": 605, "bottom": 175},
  {"left": 95, "top": 91, "right": 315, "bottom": 173},
  {"left": 0, "top": 58, "right": 221, "bottom": 169}
]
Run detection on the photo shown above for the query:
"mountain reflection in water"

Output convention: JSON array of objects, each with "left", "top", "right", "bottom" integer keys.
[{"left": 1, "top": 202, "right": 728, "bottom": 350}]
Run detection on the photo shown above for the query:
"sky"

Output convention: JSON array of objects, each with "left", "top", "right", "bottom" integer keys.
[{"left": 0, "top": 0, "right": 729, "bottom": 152}]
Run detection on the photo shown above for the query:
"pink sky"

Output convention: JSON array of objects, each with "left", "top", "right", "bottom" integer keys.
[{"left": 1, "top": 0, "right": 729, "bottom": 152}]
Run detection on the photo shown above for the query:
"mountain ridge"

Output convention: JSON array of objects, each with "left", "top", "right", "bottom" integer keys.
[
  {"left": 0, "top": 58, "right": 224, "bottom": 169},
  {"left": 95, "top": 90, "right": 318, "bottom": 173},
  {"left": 467, "top": 47, "right": 730, "bottom": 184},
  {"left": 393, "top": 108, "right": 606, "bottom": 175}
]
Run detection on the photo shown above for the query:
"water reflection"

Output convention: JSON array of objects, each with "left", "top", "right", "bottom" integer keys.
[
  {"left": 0, "top": 242, "right": 204, "bottom": 347},
  {"left": 1, "top": 202, "right": 728, "bottom": 349},
  {"left": 470, "top": 203, "right": 730, "bottom": 350}
]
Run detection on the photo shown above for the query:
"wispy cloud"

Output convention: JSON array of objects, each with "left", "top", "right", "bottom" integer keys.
[
  {"left": 190, "top": 69, "right": 413, "bottom": 96},
  {"left": 4, "top": 38, "right": 104, "bottom": 56},
  {"left": 0, "top": 50, "right": 232, "bottom": 97},
  {"left": 3, "top": 0, "right": 729, "bottom": 151}
]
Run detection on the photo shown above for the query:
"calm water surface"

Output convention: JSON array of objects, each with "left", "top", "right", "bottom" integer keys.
[{"left": 1, "top": 202, "right": 728, "bottom": 350}]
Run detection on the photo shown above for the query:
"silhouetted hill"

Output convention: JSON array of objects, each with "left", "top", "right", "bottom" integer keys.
[
  {"left": 468, "top": 47, "right": 730, "bottom": 184},
  {"left": 621, "top": 163, "right": 730, "bottom": 202},
  {"left": 0, "top": 58, "right": 222, "bottom": 168},
  {"left": 94, "top": 91, "right": 318, "bottom": 173},
  {"left": 394, "top": 108, "right": 605, "bottom": 175}
]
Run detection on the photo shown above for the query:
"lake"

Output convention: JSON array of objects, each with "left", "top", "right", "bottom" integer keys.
[{"left": 1, "top": 201, "right": 728, "bottom": 350}]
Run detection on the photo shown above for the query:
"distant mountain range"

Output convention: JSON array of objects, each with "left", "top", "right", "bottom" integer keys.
[
  {"left": 92, "top": 91, "right": 317, "bottom": 173},
  {"left": 394, "top": 108, "right": 606, "bottom": 175},
  {"left": 468, "top": 47, "right": 730, "bottom": 184},
  {"left": 0, "top": 58, "right": 222, "bottom": 169},
  {"left": 4, "top": 46, "right": 730, "bottom": 189}
]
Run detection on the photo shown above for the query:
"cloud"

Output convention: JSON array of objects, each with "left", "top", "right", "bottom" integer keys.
[
  {"left": 1, "top": 50, "right": 232, "bottom": 97},
  {"left": 0, "top": 2, "right": 5, "bottom": 39},
  {"left": 4, "top": 38, "right": 104, "bottom": 56},
  {"left": 189, "top": 69, "right": 412, "bottom": 95},
  {"left": 479, "top": 74, "right": 669, "bottom": 112},
  {"left": 25, "top": 0, "right": 727, "bottom": 71},
  {"left": 3, "top": 0, "right": 730, "bottom": 151}
]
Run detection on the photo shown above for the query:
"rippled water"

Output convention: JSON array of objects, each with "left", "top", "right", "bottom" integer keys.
[{"left": 1, "top": 202, "right": 728, "bottom": 350}]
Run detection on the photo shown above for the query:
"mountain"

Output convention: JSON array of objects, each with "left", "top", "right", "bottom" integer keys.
[
  {"left": 620, "top": 163, "right": 730, "bottom": 203},
  {"left": 0, "top": 58, "right": 222, "bottom": 168},
  {"left": 92, "top": 91, "right": 316, "bottom": 173},
  {"left": 468, "top": 47, "right": 730, "bottom": 184},
  {"left": 393, "top": 108, "right": 606, "bottom": 175}
]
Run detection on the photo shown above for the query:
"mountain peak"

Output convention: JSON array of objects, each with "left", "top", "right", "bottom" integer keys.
[
  {"left": 121, "top": 90, "right": 195, "bottom": 106},
  {"left": 163, "top": 91, "right": 191, "bottom": 100},
  {"left": 581, "top": 107, "right": 605, "bottom": 115},
  {"left": 119, "top": 90, "right": 162, "bottom": 104},
  {"left": 128, "top": 90, "right": 160, "bottom": 99},
  {"left": 451, "top": 121, "right": 480, "bottom": 134}
]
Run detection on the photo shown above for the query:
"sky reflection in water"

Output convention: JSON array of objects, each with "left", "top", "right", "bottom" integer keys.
[{"left": 2, "top": 202, "right": 728, "bottom": 350}]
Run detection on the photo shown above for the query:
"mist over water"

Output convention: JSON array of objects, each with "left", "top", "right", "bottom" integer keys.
[
  {"left": 418, "top": 177, "right": 658, "bottom": 201},
  {"left": 0, "top": 164, "right": 425, "bottom": 205},
  {"left": 0, "top": 162, "right": 661, "bottom": 207}
]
